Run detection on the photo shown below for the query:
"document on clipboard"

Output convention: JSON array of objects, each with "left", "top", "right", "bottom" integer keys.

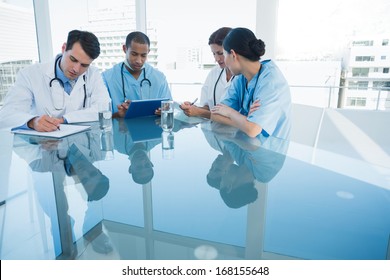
[
  {"left": 12, "top": 124, "right": 91, "bottom": 139},
  {"left": 125, "top": 98, "right": 169, "bottom": 119}
]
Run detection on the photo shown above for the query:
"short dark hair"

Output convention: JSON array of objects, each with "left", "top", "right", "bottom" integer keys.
[
  {"left": 223, "top": 27, "right": 266, "bottom": 61},
  {"left": 208, "top": 27, "right": 232, "bottom": 46},
  {"left": 125, "top": 31, "right": 150, "bottom": 48},
  {"left": 66, "top": 30, "right": 100, "bottom": 59}
]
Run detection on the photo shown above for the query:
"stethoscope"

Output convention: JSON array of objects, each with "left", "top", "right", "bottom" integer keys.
[
  {"left": 213, "top": 68, "right": 235, "bottom": 106},
  {"left": 49, "top": 55, "right": 87, "bottom": 110},
  {"left": 121, "top": 62, "right": 152, "bottom": 102},
  {"left": 240, "top": 66, "right": 261, "bottom": 113}
]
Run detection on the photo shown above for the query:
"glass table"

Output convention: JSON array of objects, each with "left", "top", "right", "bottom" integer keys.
[{"left": 0, "top": 116, "right": 389, "bottom": 260}]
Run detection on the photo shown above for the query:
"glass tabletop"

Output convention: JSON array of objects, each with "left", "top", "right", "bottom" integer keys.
[{"left": 1, "top": 116, "right": 389, "bottom": 260}]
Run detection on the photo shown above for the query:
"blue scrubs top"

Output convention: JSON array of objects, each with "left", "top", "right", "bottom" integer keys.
[
  {"left": 221, "top": 60, "right": 291, "bottom": 140},
  {"left": 102, "top": 63, "right": 172, "bottom": 113}
]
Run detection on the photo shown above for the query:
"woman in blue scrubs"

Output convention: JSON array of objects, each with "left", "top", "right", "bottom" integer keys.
[{"left": 211, "top": 28, "right": 291, "bottom": 140}]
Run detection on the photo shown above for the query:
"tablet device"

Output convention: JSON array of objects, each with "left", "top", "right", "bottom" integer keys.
[{"left": 124, "top": 98, "right": 169, "bottom": 119}]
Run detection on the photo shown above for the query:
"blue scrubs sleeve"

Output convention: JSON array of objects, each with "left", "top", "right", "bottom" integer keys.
[
  {"left": 247, "top": 71, "right": 290, "bottom": 137},
  {"left": 220, "top": 77, "right": 242, "bottom": 111}
]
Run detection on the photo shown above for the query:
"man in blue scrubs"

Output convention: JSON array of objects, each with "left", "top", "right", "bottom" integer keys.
[{"left": 102, "top": 31, "right": 172, "bottom": 118}]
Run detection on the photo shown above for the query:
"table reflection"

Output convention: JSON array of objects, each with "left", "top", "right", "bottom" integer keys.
[
  {"left": 2, "top": 117, "right": 389, "bottom": 260},
  {"left": 13, "top": 126, "right": 111, "bottom": 258}
]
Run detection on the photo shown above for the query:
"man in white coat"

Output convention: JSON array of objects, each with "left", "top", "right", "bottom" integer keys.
[{"left": 0, "top": 30, "right": 110, "bottom": 132}]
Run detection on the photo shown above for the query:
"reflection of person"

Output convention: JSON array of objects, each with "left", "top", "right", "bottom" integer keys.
[
  {"left": 219, "top": 164, "right": 258, "bottom": 209},
  {"left": 65, "top": 144, "right": 109, "bottom": 201},
  {"left": 113, "top": 118, "right": 161, "bottom": 185},
  {"left": 211, "top": 27, "right": 291, "bottom": 139},
  {"left": 206, "top": 144, "right": 258, "bottom": 209},
  {"left": 13, "top": 131, "right": 112, "bottom": 258},
  {"left": 205, "top": 123, "right": 288, "bottom": 208},
  {"left": 127, "top": 143, "right": 155, "bottom": 184},
  {"left": 102, "top": 31, "right": 172, "bottom": 118},
  {"left": 0, "top": 30, "right": 111, "bottom": 132},
  {"left": 180, "top": 27, "right": 233, "bottom": 119},
  {"left": 206, "top": 148, "right": 234, "bottom": 189}
]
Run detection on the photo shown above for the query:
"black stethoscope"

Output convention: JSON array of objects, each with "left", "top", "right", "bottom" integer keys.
[
  {"left": 240, "top": 66, "right": 261, "bottom": 113},
  {"left": 49, "top": 55, "right": 87, "bottom": 110},
  {"left": 213, "top": 68, "right": 235, "bottom": 106},
  {"left": 121, "top": 62, "right": 152, "bottom": 102}
]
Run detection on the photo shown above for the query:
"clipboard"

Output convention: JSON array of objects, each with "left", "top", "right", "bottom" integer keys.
[
  {"left": 12, "top": 124, "right": 91, "bottom": 139},
  {"left": 125, "top": 98, "right": 169, "bottom": 119}
]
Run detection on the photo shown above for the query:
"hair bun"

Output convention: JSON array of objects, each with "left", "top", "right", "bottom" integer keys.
[{"left": 249, "top": 39, "right": 266, "bottom": 57}]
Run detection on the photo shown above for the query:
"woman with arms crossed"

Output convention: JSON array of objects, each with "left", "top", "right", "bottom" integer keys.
[{"left": 211, "top": 28, "right": 291, "bottom": 140}]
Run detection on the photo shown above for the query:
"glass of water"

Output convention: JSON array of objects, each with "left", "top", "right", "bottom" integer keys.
[
  {"left": 161, "top": 100, "right": 174, "bottom": 131},
  {"left": 99, "top": 101, "right": 112, "bottom": 130},
  {"left": 162, "top": 131, "right": 174, "bottom": 160}
]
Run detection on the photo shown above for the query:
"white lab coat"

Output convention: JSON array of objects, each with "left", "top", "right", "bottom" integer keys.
[
  {"left": 0, "top": 57, "right": 111, "bottom": 130},
  {"left": 199, "top": 65, "right": 232, "bottom": 109}
]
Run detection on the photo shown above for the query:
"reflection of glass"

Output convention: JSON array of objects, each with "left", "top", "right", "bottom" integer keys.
[
  {"left": 99, "top": 101, "right": 112, "bottom": 130},
  {"left": 100, "top": 129, "right": 114, "bottom": 160},
  {"left": 161, "top": 100, "right": 174, "bottom": 131},
  {"left": 162, "top": 131, "right": 174, "bottom": 160}
]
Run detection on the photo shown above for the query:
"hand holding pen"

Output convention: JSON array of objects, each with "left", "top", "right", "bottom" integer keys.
[
  {"left": 27, "top": 109, "right": 62, "bottom": 132},
  {"left": 190, "top": 98, "right": 198, "bottom": 105},
  {"left": 179, "top": 98, "right": 198, "bottom": 116},
  {"left": 43, "top": 107, "right": 61, "bottom": 131},
  {"left": 180, "top": 98, "right": 198, "bottom": 109}
]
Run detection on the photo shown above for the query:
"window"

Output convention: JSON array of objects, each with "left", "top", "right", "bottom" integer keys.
[
  {"left": 147, "top": 0, "right": 256, "bottom": 72},
  {"left": 277, "top": 0, "right": 390, "bottom": 61},
  {"left": 0, "top": 0, "right": 38, "bottom": 105},
  {"left": 373, "top": 81, "right": 390, "bottom": 89},
  {"left": 348, "top": 81, "right": 369, "bottom": 90},
  {"left": 48, "top": 0, "right": 136, "bottom": 71},
  {"left": 381, "top": 56, "right": 386, "bottom": 60},
  {"left": 352, "top": 68, "right": 369, "bottom": 77},
  {"left": 347, "top": 97, "right": 367, "bottom": 107},
  {"left": 352, "top": 40, "right": 373, "bottom": 47},
  {"left": 355, "top": 56, "right": 374, "bottom": 61},
  {"left": 146, "top": 0, "right": 256, "bottom": 101},
  {"left": 383, "top": 39, "right": 389, "bottom": 46},
  {"left": 384, "top": 68, "right": 390, "bottom": 74}
]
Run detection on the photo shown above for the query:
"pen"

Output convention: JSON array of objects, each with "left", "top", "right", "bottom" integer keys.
[
  {"left": 190, "top": 98, "right": 198, "bottom": 105},
  {"left": 44, "top": 107, "right": 60, "bottom": 130}
]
